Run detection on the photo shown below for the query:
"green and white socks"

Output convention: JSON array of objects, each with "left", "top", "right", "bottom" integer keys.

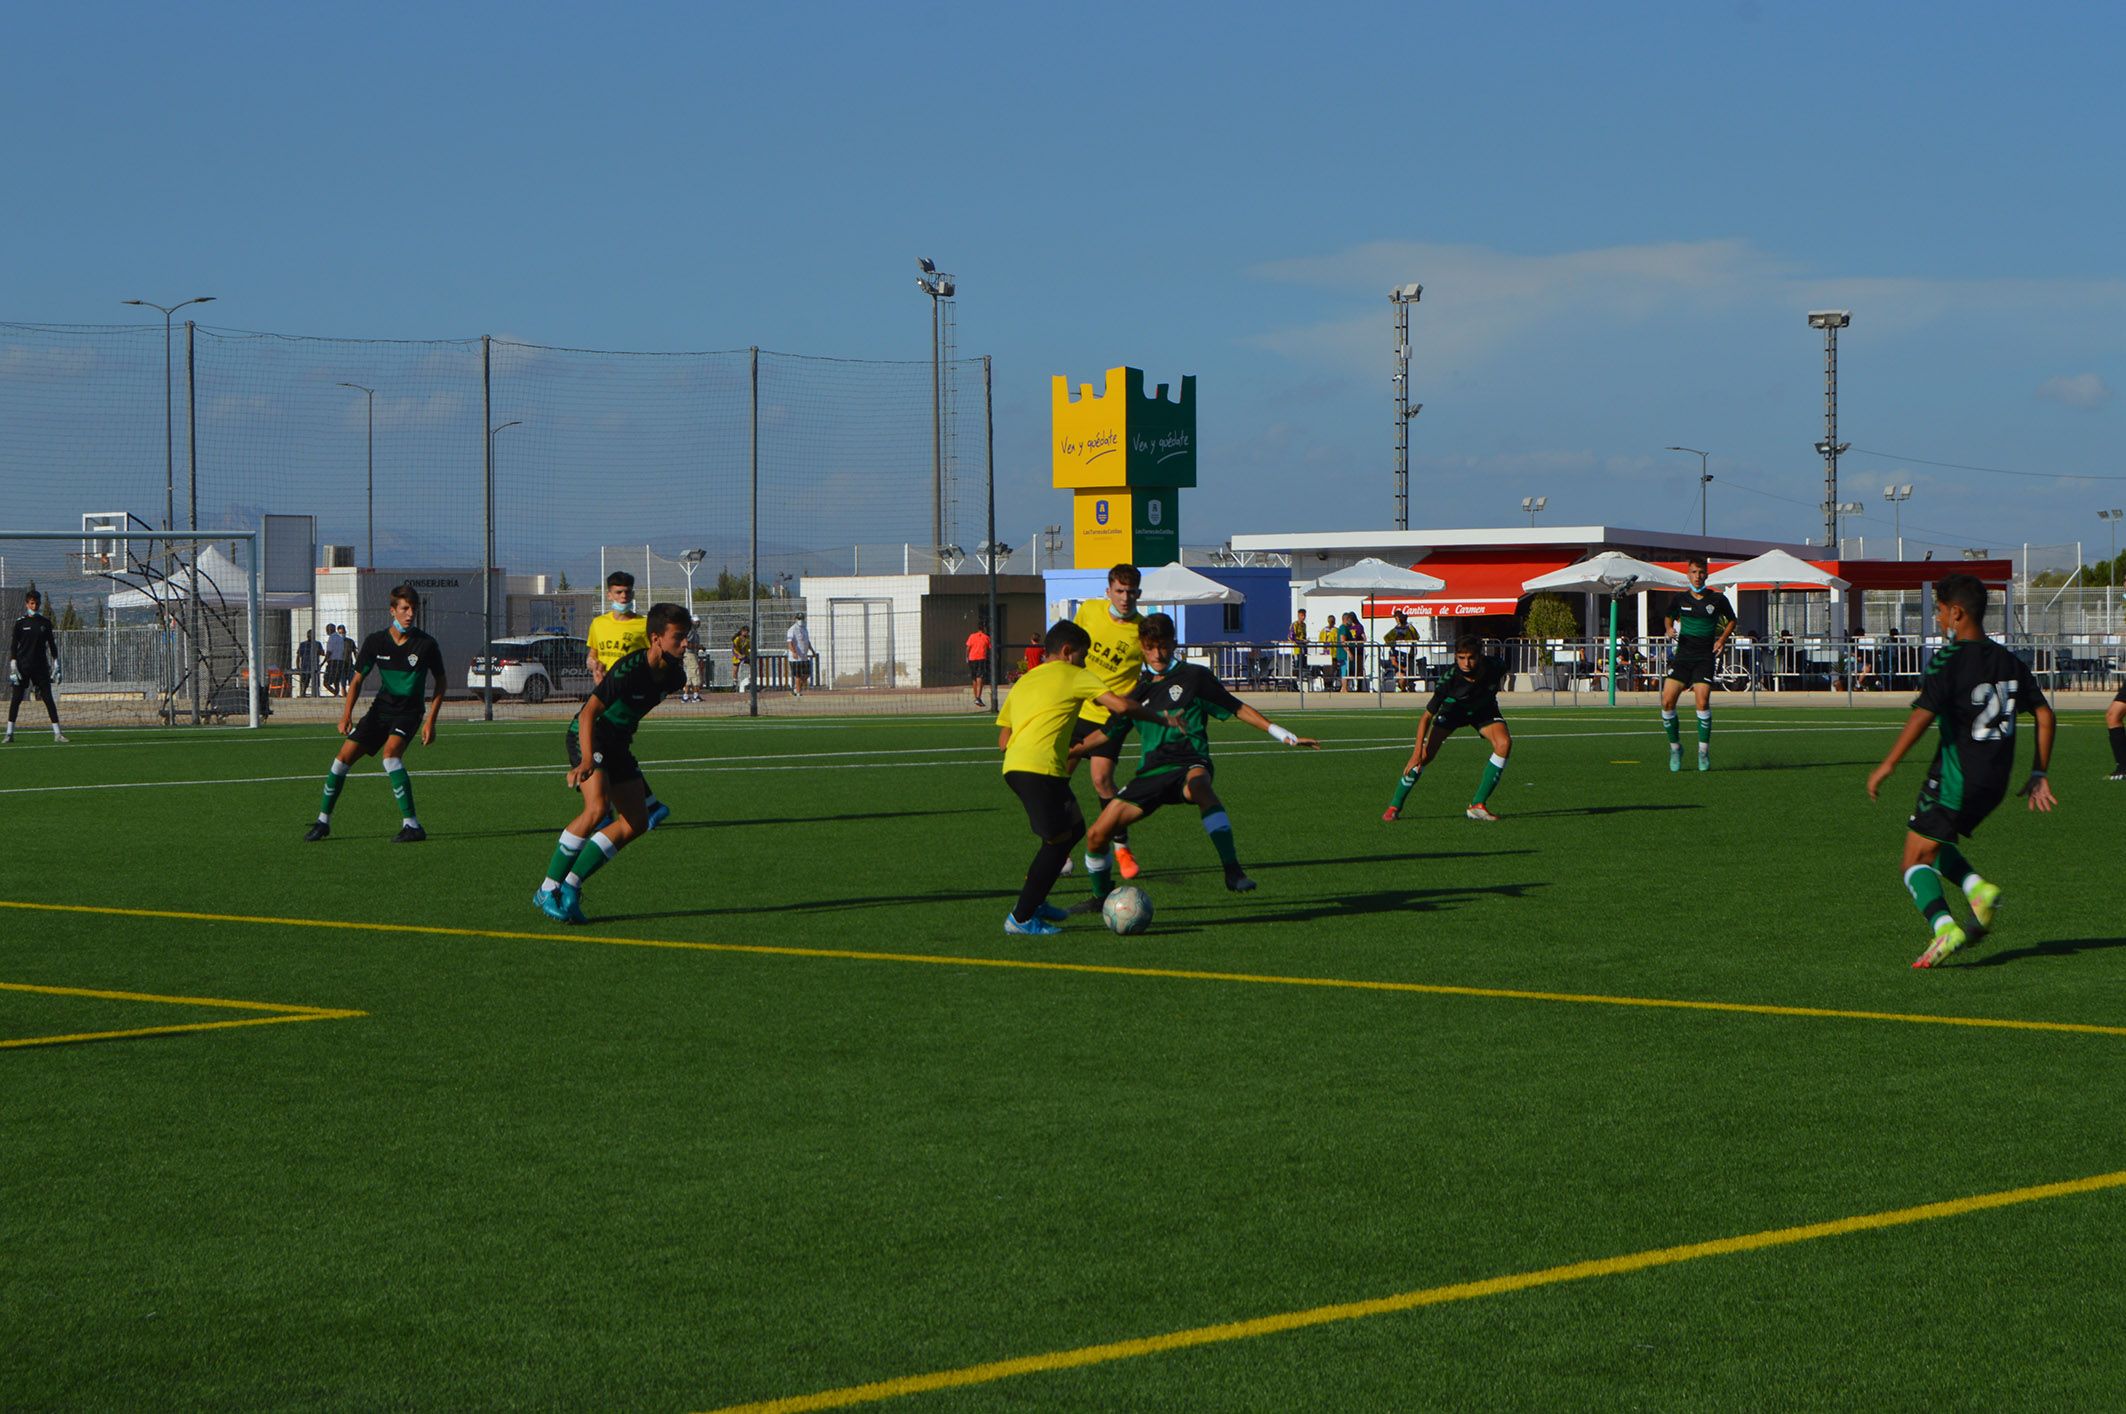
[
  {"left": 565, "top": 832, "right": 619, "bottom": 890},
  {"left": 1662, "top": 711, "right": 1710, "bottom": 769},
  {"left": 1388, "top": 767, "right": 1421, "bottom": 812},
  {"left": 1904, "top": 844, "right": 1987, "bottom": 935},
  {"left": 540, "top": 830, "right": 588, "bottom": 894},
  {"left": 383, "top": 755, "right": 420, "bottom": 829},
  {"left": 1473, "top": 754, "right": 1507, "bottom": 805},
  {"left": 317, "top": 758, "right": 350, "bottom": 822},
  {"left": 316, "top": 755, "right": 421, "bottom": 829}
]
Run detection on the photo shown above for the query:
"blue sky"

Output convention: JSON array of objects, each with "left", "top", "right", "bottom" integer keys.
[{"left": 7, "top": 1, "right": 2124, "bottom": 567}]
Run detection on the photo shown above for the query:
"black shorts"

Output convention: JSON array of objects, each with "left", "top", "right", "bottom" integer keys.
[
  {"left": 1907, "top": 767, "right": 2006, "bottom": 844},
  {"left": 2114, "top": 681, "right": 2126, "bottom": 706},
  {"left": 564, "top": 724, "right": 643, "bottom": 787},
  {"left": 1005, "top": 771, "right": 1086, "bottom": 842},
  {"left": 1430, "top": 705, "right": 1504, "bottom": 739},
  {"left": 347, "top": 703, "right": 422, "bottom": 754},
  {"left": 1117, "top": 764, "right": 1205, "bottom": 816},
  {"left": 969, "top": 659, "right": 989, "bottom": 683},
  {"left": 1070, "top": 713, "right": 1134, "bottom": 762},
  {"left": 1665, "top": 654, "right": 1717, "bottom": 687}
]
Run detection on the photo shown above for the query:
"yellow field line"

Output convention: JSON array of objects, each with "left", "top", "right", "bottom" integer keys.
[
  {"left": 0, "top": 978, "right": 366, "bottom": 1049},
  {"left": 702, "top": 1166, "right": 2126, "bottom": 1413},
  {"left": 0, "top": 979, "right": 350, "bottom": 1014},
  {"left": 4, "top": 899, "right": 2120, "bottom": 1039}
]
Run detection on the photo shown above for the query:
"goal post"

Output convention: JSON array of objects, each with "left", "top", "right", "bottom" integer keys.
[{"left": 0, "top": 527, "right": 264, "bottom": 728}]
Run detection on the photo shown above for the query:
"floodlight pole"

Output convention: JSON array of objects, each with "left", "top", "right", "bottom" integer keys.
[
  {"left": 485, "top": 412, "right": 523, "bottom": 723},
  {"left": 984, "top": 356, "right": 999, "bottom": 697},
  {"left": 1391, "top": 284, "right": 1421, "bottom": 530},
  {"left": 1809, "top": 311, "right": 1852, "bottom": 552},
  {"left": 917, "top": 259, "right": 955, "bottom": 557}
]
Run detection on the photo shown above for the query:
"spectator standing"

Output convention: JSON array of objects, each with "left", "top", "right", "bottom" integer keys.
[
  {"left": 786, "top": 613, "right": 814, "bottom": 697},
  {"left": 295, "top": 629, "right": 325, "bottom": 697},
  {"left": 966, "top": 622, "right": 993, "bottom": 708},
  {"left": 324, "top": 624, "right": 350, "bottom": 695}
]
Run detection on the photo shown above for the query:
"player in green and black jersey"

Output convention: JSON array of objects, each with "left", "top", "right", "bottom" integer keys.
[
  {"left": 304, "top": 584, "right": 447, "bottom": 843},
  {"left": 535, "top": 601, "right": 693, "bottom": 924},
  {"left": 1077, "top": 613, "right": 1317, "bottom": 897},
  {"left": 1660, "top": 555, "right": 1737, "bottom": 772},
  {"left": 1866, "top": 574, "right": 2056, "bottom": 968},
  {"left": 1384, "top": 634, "right": 1514, "bottom": 823}
]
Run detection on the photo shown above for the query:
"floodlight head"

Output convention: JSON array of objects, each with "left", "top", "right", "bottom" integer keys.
[
  {"left": 1838, "top": 501, "right": 1865, "bottom": 514},
  {"left": 917, "top": 258, "right": 935, "bottom": 273},
  {"left": 937, "top": 279, "right": 954, "bottom": 297},
  {"left": 1392, "top": 282, "right": 1423, "bottom": 301},
  {"left": 1534, "top": 496, "right": 1547, "bottom": 511},
  {"left": 681, "top": 548, "right": 706, "bottom": 566},
  {"left": 1807, "top": 310, "right": 1852, "bottom": 329}
]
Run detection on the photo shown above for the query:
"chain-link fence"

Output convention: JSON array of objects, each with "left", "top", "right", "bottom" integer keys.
[{"left": 2, "top": 320, "right": 1017, "bottom": 722}]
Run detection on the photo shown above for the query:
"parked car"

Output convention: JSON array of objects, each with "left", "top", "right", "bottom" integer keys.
[{"left": 468, "top": 635, "right": 595, "bottom": 702}]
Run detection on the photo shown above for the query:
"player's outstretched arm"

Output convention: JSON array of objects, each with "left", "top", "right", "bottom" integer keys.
[
  {"left": 2022, "top": 703, "right": 2058, "bottom": 811},
  {"left": 1233, "top": 702, "right": 1319, "bottom": 748},
  {"left": 997, "top": 726, "right": 1013, "bottom": 752},
  {"left": 1097, "top": 690, "right": 1178, "bottom": 729},
  {"left": 1866, "top": 707, "right": 1936, "bottom": 799}
]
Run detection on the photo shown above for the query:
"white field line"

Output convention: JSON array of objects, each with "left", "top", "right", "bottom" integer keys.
[{"left": 0, "top": 724, "right": 1898, "bottom": 797}]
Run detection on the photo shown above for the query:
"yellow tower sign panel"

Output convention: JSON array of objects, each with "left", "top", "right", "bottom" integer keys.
[{"left": 1052, "top": 367, "right": 1195, "bottom": 567}]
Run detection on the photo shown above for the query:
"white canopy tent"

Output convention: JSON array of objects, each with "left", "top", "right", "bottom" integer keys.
[
  {"left": 101, "top": 544, "right": 304, "bottom": 613},
  {"left": 1301, "top": 559, "right": 1446, "bottom": 699},
  {"left": 1522, "top": 553, "right": 1692, "bottom": 703},
  {"left": 1137, "top": 562, "right": 1244, "bottom": 606}
]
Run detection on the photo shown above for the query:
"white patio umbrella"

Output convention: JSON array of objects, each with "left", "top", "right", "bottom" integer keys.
[
  {"left": 1705, "top": 548, "right": 1847, "bottom": 593},
  {"left": 1299, "top": 557, "right": 1447, "bottom": 598},
  {"left": 1708, "top": 550, "right": 1849, "bottom": 686},
  {"left": 1302, "top": 558, "right": 1447, "bottom": 698},
  {"left": 1137, "top": 562, "right": 1244, "bottom": 606},
  {"left": 1521, "top": 553, "right": 1693, "bottom": 703}
]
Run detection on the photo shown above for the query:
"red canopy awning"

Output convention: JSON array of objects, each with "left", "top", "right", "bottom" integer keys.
[{"left": 1382, "top": 549, "right": 1581, "bottom": 618}]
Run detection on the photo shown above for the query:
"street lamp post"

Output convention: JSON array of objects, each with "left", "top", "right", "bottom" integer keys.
[
  {"left": 679, "top": 548, "right": 707, "bottom": 608},
  {"left": 1520, "top": 496, "right": 1547, "bottom": 527},
  {"left": 2100, "top": 509, "right": 2124, "bottom": 634},
  {"left": 916, "top": 258, "right": 955, "bottom": 560},
  {"left": 123, "top": 295, "right": 215, "bottom": 725},
  {"left": 1884, "top": 483, "right": 1914, "bottom": 630},
  {"left": 338, "top": 383, "right": 376, "bottom": 569},
  {"left": 1666, "top": 446, "right": 1712, "bottom": 537}
]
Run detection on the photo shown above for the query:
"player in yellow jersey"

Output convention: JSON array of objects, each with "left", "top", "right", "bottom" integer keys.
[
  {"left": 584, "top": 571, "right": 669, "bottom": 829},
  {"left": 997, "top": 619, "right": 1172, "bottom": 937},
  {"left": 1070, "top": 563, "right": 1147, "bottom": 878}
]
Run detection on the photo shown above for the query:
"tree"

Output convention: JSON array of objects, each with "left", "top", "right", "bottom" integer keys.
[
  {"left": 1520, "top": 594, "right": 1578, "bottom": 665},
  {"left": 58, "top": 599, "right": 82, "bottom": 631},
  {"left": 557, "top": 571, "right": 571, "bottom": 592}
]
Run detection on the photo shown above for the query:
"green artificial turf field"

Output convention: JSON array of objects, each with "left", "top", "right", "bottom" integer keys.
[{"left": 5, "top": 704, "right": 2125, "bottom": 1410}]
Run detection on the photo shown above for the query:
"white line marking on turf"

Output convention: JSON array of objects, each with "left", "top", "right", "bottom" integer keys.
[{"left": 0, "top": 725, "right": 1897, "bottom": 796}]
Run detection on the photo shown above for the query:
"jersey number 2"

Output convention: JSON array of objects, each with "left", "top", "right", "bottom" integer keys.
[{"left": 1969, "top": 681, "right": 2018, "bottom": 741}]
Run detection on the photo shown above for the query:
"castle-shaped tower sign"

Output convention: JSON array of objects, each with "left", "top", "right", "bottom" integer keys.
[{"left": 1052, "top": 367, "right": 1196, "bottom": 568}]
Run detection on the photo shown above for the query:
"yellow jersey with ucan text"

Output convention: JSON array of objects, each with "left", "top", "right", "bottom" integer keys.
[
  {"left": 587, "top": 611, "right": 649, "bottom": 671},
  {"left": 1072, "top": 599, "right": 1143, "bottom": 725}
]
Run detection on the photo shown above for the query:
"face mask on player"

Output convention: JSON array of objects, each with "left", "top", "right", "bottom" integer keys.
[{"left": 610, "top": 596, "right": 632, "bottom": 614}]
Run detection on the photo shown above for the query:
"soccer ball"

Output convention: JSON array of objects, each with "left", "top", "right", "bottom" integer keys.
[{"left": 1102, "top": 886, "right": 1153, "bottom": 936}]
